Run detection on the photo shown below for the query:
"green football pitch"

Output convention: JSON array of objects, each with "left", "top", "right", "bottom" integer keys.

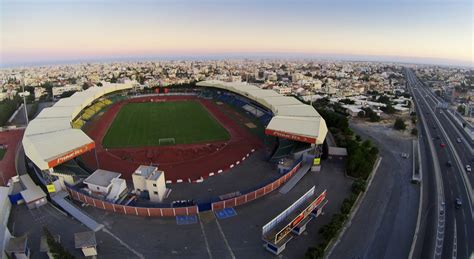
[{"left": 102, "top": 101, "right": 230, "bottom": 148}]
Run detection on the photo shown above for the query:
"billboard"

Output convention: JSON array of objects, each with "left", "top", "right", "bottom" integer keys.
[
  {"left": 313, "top": 158, "right": 321, "bottom": 165},
  {"left": 264, "top": 129, "right": 317, "bottom": 144},
  {"left": 47, "top": 184, "right": 56, "bottom": 193},
  {"left": 47, "top": 142, "right": 95, "bottom": 168},
  {"left": 274, "top": 190, "right": 327, "bottom": 244},
  {"left": 262, "top": 186, "right": 315, "bottom": 236}
]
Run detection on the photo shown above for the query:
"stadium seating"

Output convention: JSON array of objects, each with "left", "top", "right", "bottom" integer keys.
[
  {"left": 80, "top": 98, "right": 112, "bottom": 121},
  {"left": 269, "top": 138, "right": 297, "bottom": 163},
  {"left": 71, "top": 119, "right": 85, "bottom": 129}
]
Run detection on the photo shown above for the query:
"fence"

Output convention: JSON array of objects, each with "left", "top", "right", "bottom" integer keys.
[
  {"left": 65, "top": 160, "right": 302, "bottom": 217},
  {"left": 211, "top": 161, "right": 302, "bottom": 211},
  {"left": 67, "top": 187, "right": 199, "bottom": 217}
]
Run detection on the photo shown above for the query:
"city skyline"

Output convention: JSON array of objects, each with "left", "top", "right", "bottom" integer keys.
[{"left": 1, "top": 0, "right": 473, "bottom": 67}]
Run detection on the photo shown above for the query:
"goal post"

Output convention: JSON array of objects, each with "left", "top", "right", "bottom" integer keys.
[{"left": 158, "top": 138, "right": 176, "bottom": 146}]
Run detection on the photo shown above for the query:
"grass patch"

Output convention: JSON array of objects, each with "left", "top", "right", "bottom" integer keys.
[{"left": 102, "top": 101, "right": 230, "bottom": 148}]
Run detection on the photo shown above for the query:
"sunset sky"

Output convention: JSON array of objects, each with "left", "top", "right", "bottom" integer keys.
[{"left": 1, "top": 0, "right": 472, "bottom": 66}]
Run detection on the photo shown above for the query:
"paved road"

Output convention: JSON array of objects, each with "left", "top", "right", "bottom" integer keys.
[
  {"left": 76, "top": 158, "right": 351, "bottom": 259},
  {"left": 406, "top": 68, "right": 473, "bottom": 259},
  {"left": 329, "top": 121, "right": 419, "bottom": 259}
]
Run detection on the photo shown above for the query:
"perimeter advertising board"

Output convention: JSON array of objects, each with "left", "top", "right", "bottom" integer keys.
[{"left": 274, "top": 189, "right": 327, "bottom": 244}]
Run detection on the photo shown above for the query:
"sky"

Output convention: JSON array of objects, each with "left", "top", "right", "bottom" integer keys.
[{"left": 0, "top": 0, "right": 473, "bottom": 67}]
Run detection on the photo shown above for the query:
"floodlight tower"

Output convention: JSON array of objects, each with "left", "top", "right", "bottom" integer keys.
[{"left": 19, "top": 78, "right": 30, "bottom": 125}]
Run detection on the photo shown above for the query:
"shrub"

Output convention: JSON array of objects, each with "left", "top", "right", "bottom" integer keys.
[{"left": 394, "top": 118, "right": 406, "bottom": 130}]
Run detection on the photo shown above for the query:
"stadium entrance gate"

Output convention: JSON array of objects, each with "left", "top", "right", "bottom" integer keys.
[{"left": 197, "top": 201, "right": 212, "bottom": 211}]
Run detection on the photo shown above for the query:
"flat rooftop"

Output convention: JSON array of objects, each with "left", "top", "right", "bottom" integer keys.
[{"left": 84, "top": 169, "right": 121, "bottom": 188}]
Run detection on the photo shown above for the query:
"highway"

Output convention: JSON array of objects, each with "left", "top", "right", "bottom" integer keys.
[{"left": 405, "top": 68, "right": 473, "bottom": 259}]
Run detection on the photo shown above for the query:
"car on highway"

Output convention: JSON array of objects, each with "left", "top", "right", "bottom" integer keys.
[
  {"left": 456, "top": 138, "right": 462, "bottom": 143},
  {"left": 446, "top": 161, "right": 452, "bottom": 167},
  {"left": 466, "top": 165, "right": 471, "bottom": 172},
  {"left": 455, "top": 198, "right": 462, "bottom": 209},
  {"left": 440, "top": 143, "right": 445, "bottom": 148},
  {"left": 401, "top": 153, "right": 409, "bottom": 158}
]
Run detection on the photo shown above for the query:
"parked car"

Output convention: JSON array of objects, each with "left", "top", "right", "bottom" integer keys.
[
  {"left": 466, "top": 165, "right": 472, "bottom": 172},
  {"left": 455, "top": 198, "right": 462, "bottom": 209}
]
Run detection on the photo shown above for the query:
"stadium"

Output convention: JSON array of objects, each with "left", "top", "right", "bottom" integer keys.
[{"left": 21, "top": 80, "right": 327, "bottom": 216}]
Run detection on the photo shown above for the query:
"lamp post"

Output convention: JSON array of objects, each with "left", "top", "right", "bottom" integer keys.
[{"left": 20, "top": 83, "right": 30, "bottom": 125}]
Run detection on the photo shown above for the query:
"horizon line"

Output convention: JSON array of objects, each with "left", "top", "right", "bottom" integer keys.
[{"left": 1, "top": 52, "right": 472, "bottom": 69}]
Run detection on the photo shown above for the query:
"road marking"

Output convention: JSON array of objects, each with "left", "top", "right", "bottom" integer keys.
[
  {"left": 452, "top": 218, "right": 457, "bottom": 259},
  {"left": 198, "top": 216, "right": 213, "bottom": 259},
  {"left": 102, "top": 228, "right": 145, "bottom": 259},
  {"left": 409, "top": 78, "right": 445, "bottom": 259},
  {"left": 215, "top": 218, "right": 236, "bottom": 259},
  {"left": 418, "top": 88, "right": 474, "bottom": 220}
]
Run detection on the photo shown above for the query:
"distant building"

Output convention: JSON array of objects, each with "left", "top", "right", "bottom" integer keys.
[
  {"left": 273, "top": 86, "right": 292, "bottom": 95},
  {"left": 0, "top": 92, "right": 7, "bottom": 101},
  {"left": 132, "top": 165, "right": 166, "bottom": 202},
  {"left": 52, "top": 84, "right": 81, "bottom": 97},
  {"left": 34, "top": 87, "right": 46, "bottom": 100}
]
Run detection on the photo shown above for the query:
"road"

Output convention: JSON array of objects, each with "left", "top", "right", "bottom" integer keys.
[
  {"left": 329, "top": 121, "right": 419, "bottom": 259},
  {"left": 405, "top": 68, "right": 473, "bottom": 259}
]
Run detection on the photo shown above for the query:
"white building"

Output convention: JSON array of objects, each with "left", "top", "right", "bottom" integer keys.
[
  {"left": 132, "top": 165, "right": 166, "bottom": 202},
  {"left": 52, "top": 84, "right": 82, "bottom": 97},
  {"left": 34, "top": 87, "right": 46, "bottom": 100},
  {"left": 83, "top": 169, "right": 127, "bottom": 202},
  {"left": 0, "top": 92, "right": 7, "bottom": 101},
  {"left": 0, "top": 186, "right": 13, "bottom": 259},
  {"left": 273, "top": 86, "right": 292, "bottom": 95}
]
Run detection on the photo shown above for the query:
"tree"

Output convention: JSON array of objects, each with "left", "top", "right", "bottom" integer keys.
[
  {"left": 457, "top": 105, "right": 466, "bottom": 114},
  {"left": 357, "top": 111, "right": 365, "bottom": 118},
  {"left": 377, "top": 95, "right": 391, "bottom": 104},
  {"left": 381, "top": 104, "right": 396, "bottom": 114},
  {"left": 82, "top": 82, "right": 90, "bottom": 90},
  {"left": 43, "top": 227, "right": 75, "bottom": 259},
  {"left": 411, "top": 128, "right": 418, "bottom": 136},
  {"left": 394, "top": 118, "right": 406, "bottom": 130}
]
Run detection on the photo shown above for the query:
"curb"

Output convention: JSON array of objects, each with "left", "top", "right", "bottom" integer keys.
[{"left": 324, "top": 156, "right": 382, "bottom": 259}]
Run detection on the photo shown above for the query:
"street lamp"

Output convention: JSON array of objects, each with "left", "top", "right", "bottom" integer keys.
[{"left": 19, "top": 84, "right": 30, "bottom": 125}]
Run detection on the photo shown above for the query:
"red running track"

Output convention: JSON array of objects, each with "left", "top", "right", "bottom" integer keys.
[
  {"left": 0, "top": 129, "right": 24, "bottom": 186},
  {"left": 81, "top": 96, "right": 262, "bottom": 182}
]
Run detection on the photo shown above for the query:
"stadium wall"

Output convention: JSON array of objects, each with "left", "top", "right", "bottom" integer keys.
[
  {"left": 211, "top": 161, "right": 301, "bottom": 211},
  {"left": 65, "top": 161, "right": 302, "bottom": 217},
  {"left": 66, "top": 187, "right": 199, "bottom": 217}
]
